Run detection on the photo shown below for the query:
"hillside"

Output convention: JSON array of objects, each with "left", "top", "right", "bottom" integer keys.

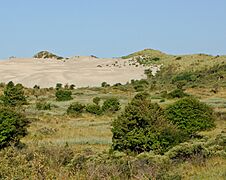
[
  {"left": 0, "top": 52, "right": 147, "bottom": 88},
  {"left": 0, "top": 49, "right": 225, "bottom": 88}
]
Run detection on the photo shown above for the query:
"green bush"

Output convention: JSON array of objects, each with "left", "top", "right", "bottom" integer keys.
[
  {"left": 172, "top": 72, "right": 197, "bottom": 84},
  {"left": 56, "top": 83, "right": 63, "bottom": 90},
  {"left": 93, "top": 97, "right": 101, "bottom": 105},
  {"left": 67, "top": 102, "right": 85, "bottom": 115},
  {"left": 0, "top": 106, "right": 29, "bottom": 149},
  {"left": 112, "top": 93, "right": 184, "bottom": 154},
  {"left": 167, "top": 89, "right": 188, "bottom": 99},
  {"left": 33, "top": 85, "right": 40, "bottom": 89},
  {"left": 69, "top": 84, "right": 75, "bottom": 90},
  {"left": 86, "top": 104, "right": 102, "bottom": 115},
  {"left": 165, "top": 97, "right": 215, "bottom": 135},
  {"left": 102, "top": 98, "right": 120, "bottom": 113},
  {"left": 165, "top": 141, "right": 210, "bottom": 161},
  {"left": 36, "top": 101, "right": 51, "bottom": 110},
  {"left": 101, "top": 82, "right": 110, "bottom": 88},
  {"left": 1, "top": 81, "right": 27, "bottom": 107},
  {"left": 133, "top": 84, "right": 144, "bottom": 92},
  {"left": 55, "top": 90, "right": 73, "bottom": 101}
]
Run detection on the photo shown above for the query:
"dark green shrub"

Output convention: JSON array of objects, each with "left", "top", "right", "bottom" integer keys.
[
  {"left": 152, "top": 57, "right": 160, "bottom": 61},
  {"left": 67, "top": 102, "right": 85, "bottom": 115},
  {"left": 113, "top": 83, "right": 122, "bottom": 87},
  {"left": 172, "top": 72, "right": 197, "bottom": 84},
  {"left": 33, "top": 85, "right": 40, "bottom": 89},
  {"left": 93, "top": 97, "right": 101, "bottom": 105},
  {"left": 133, "top": 84, "right": 144, "bottom": 92},
  {"left": 167, "top": 89, "right": 188, "bottom": 99},
  {"left": 55, "top": 90, "right": 73, "bottom": 101},
  {"left": 86, "top": 104, "right": 102, "bottom": 115},
  {"left": 102, "top": 98, "right": 120, "bottom": 113},
  {"left": 133, "top": 92, "right": 150, "bottom": 100},
  {"left": 0, "top": 106, "right": 29, "bottom": 149},
  {"left": 1, "top": 81, "right": 27, "bottom": 107},
  {"left": 36, "top": 101, "right": 51, "bottom": 110},
  {"left": 165, "top": 97, "right": 215, "bottom": 134},
  {"left": 69, "top": 84, "right": 75, "bottom": 90},
  {"left": 175, "top": 56, "right": 182, "bottom": 60},
  {"left": 112, "top": 93, "right": 184, "bottom": 154},
  {"left": 101, "top": 82, "right": 110, "bottom": 88},
  {"left": 138, "top": 79, "right": 149, "bottom": 85},
  {"left": 56, "top": 83, "right": 63, "bottom": 90}
]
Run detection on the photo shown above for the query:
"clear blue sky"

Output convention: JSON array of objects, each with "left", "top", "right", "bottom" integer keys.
[{"left": 0, "top": 0, "right": 226, "bottom": 59}]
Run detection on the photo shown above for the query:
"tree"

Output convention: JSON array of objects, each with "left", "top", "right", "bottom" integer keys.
[
  {"left": 0, "top": 106, "right": 29, "bottom": 149},
  {"left": 165, "top": 97, "right": 215, "bottom": 135},
  {"left": 55, "top": 90, "right": 73, "bottom": 101},
  {"left": 2, "top": 81, "right": 27, "bottom": 107},
  {"left": 112, "top": 93, "right": 184, "bottom": 154}
]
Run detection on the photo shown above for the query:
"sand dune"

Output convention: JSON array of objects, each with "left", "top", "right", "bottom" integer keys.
[{"left": 0, "top": 56, "right": 149, "bottom": 88}]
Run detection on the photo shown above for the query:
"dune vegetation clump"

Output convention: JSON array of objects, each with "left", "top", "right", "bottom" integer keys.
[
  {"left": 1, "top": 81, "right": 27, "bottom": 107},
  {"left": 67, "top": 102, "right": 85, "bottom": 115},
  {"left": 111, "top": 93, "right": 185, "bottom": 154},
  {"left": 85, "top": 104, "right": 102, "bottom": 115},
  {"left": 33, "top": 51, "right": 64, "bottom": 60},
  {"left": 55, "top": 89, "right": 73, "bottom": 101},
  {"left": 36, "top": 101, "right": 51, "bottom": 111},
  {"left": 165, "top": 97, "right": 215, "bottom": 134},
  {"left": 102, "top": 98, "right": 121, "bottom": 113},
  {"left": 0, "top": 106, "right": 29, "bottom": 149}
]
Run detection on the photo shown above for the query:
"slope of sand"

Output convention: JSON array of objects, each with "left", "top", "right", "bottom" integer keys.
[{"left": 0, "top": 56, "right": 151, "bottom": 88}]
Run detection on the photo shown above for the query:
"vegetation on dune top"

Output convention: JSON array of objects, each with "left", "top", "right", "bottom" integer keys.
[
  {"left": 33, "top": 51, "right": 64, "bottom": 60},
  {"left": 122, "top": 48, "right": 169, "bottom": 59}
]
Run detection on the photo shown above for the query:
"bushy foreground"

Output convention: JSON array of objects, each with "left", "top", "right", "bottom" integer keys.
[
  {"left": 112, "top": 93, "right": 184, "bottom": 154},
  {"left": 0, "top": 131, "right": 225, "bottom": 179},
  {"left": 112, "top": 94, "right": 215, "bottom": 154}
]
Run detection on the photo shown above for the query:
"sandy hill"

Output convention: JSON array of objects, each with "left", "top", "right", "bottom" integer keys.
[
  {"left": 0, "top": 52, "right": 147, "bottom": 88},
  {"left": 1, "top": 49, "right": 225, "bottom": 88}
]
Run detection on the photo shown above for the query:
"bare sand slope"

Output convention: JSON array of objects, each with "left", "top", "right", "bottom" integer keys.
[{"left": 0, "top": 56, "right": 148, "bottom": 88}]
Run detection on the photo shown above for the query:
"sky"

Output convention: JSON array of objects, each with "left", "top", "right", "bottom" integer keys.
[{"left": 0, "top": 0, "right": 226, "bottom": 59}]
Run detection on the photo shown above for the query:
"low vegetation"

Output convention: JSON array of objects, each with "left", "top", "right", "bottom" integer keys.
[
  {"left": 102, "top": 97, "right": 121, "bottom": 113},
  {"left": 0, "top": 49, "right": 225, "bottom": 179},
  {"left": 33, "top": 51, "right": 64, "bottom": 60},
  {"left": 67, "top": 102, "right": 85, "bottom": 115},
  {"left": 55, "top": 89, "right": 73, "bottom": 101}
]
